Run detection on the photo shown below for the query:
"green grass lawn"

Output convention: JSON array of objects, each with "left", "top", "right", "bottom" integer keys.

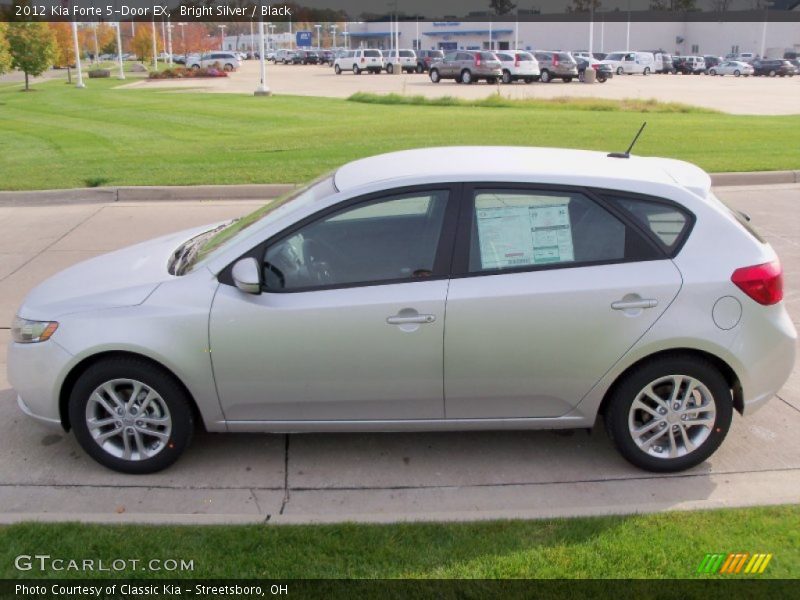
[
  {"left": 1, "top": 505, "right": 798, "bottom": 579},
  {"left": 1, "top": 79, "right": 799, "bottom": 191}
]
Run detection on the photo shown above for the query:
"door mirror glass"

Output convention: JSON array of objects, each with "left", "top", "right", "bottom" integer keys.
[{"left": 232, "top": 257, "right": 262, "bottom": 294}]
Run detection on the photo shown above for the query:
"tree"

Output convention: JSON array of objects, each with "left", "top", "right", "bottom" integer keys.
[
  {"left": 131, "top": 25, "right": 154, "bottom": 64},
  {"left": 48, "top": 22, "right": 74, "bottom": 83},
  {"left": 489, "top": 0, "right": 517, "bottom": 15},
  {"left": 568, "top": 0, "right": 602, "bottom": 11},
  {"left": 649, "top": 0, "right": 697, "bottom": 10},
  {"left": 173, "top": 23, "right": 216, "bottom": 61},
  {"left": 6, "top": 22, "right": 57, "bottom": 91},
  {"left": 0, "top": 23, "right": 12, "bottom": 75},
  {"left": 709, "top": 0, "right": 732, "bottom": 10}
]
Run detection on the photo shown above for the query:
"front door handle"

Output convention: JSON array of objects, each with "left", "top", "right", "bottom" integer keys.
[
  {"left": 386, "top": 314, "right": 436, "bottom": 325},
  {"left": 611, "top": 298, "right": 658, "bottom": 310}
]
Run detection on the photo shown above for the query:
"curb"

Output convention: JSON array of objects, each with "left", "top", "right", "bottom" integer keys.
[
  {"left": 0, "top": 171, "right": 796, "bottom": 206},
  {"left": 0, "top": 184, "right": 296, "bottom": 206}
]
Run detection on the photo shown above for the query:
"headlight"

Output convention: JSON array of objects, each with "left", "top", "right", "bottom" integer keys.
[{"left": 11, "top": 317, "right": 59, "bottom": 343}]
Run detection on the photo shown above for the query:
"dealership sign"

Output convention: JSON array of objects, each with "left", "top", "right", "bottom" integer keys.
[{"left": 296, "top": 31, "right": 312, "bottom": 47}]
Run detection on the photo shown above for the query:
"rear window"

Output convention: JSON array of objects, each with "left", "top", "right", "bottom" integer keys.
[
  {"left": 399, "top": 50, "right": 414, "bottom": 57},
  {"left": 557, "top": 53, "right": 574, "bottom": 62},
  {"left": 478, "top": 52, "right": 497, "bottom": 61},
  {"left": 606, "top": 195, "right": 692, "bottom": 254},
  {"left": 364, "top": 50, "right": 381, "bottom": 57}
]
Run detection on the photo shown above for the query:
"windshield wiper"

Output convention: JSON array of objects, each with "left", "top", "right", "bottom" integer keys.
[{"left": 169, "top": 223, "right": 230, "bottom": 276}]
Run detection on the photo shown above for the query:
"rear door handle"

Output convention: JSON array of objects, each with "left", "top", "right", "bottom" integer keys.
[
  {"left": 611, "top": 299, "right": 658, "bottom": 310},
  {"left": 386, "top": 314, "right": 436, "bottom": 325}
]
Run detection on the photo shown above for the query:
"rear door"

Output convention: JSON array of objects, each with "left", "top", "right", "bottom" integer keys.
[{"left": 444, "top": 185, "right": 686, "bottom": 419}]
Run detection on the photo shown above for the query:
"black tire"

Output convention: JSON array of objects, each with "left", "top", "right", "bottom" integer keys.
[
  {"left": 502, "top": 70, "right": 512, "bottom": 84},
  {"left": 386, "top": 63, "right": 394, "bottom": 74},
  {"left": 734, "top": 70, "right": 740, "bottom": 77},
  {"left": 460, "top": 69, "right": 473, "bottom": 84},
  {"left": 224, "top": 63, "right": 234, "bottom": 72},
  {"left": 562, "top": 77, "right": 573, "bottom": 83},
  {"left": 524, "top": 77, "right": 534, "bottom": 84},
  {"left": 616, "top": 66, "right": 624, "bottom": 75},
  {"left": 416, "top": 63, "right": 424, "bottom": 73},
  {"left": 643, "top": 67, "right": 650, "bottom": 75},
  {"left": 540, "top": 69, "right": 551, "bottom": 83},
  {"left": 353, "top": 64, "right": 360, "bottom": 75},
  {"left": 69, "top": 357, "right": 194, "bottom": 474},
  {"left": 486, "top": 77, "right": 498, "bottom": 85},
  {"left": 598, "top": 75, "right": 607, "bottom": 83},
  {"left": 604, "top": 355, "right": 733, "bottom": 473},
  {"left": 334, "top": 64, "right": 341, "bottom": 75},
  {"left": 769, "top": 70, "right": 776, "bottom": 77},
  {"left": 429, "top": 68, "right": 440, "bottom": 83}
]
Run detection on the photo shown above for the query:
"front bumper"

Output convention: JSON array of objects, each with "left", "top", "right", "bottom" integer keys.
[{"left": 7, "top": 337, "right": 74, "bottom": 428}]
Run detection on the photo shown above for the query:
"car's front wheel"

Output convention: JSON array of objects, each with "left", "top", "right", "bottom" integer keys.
[
  {"left": 334, "top": 64, "right": 341, "bottom": 74},
  {"left": 461, "top": 69, "right": 473, "bottom": 84},
  {"left": 429, "top": 68, "right": 440, "bottom": 83},
  {"left": 540, "top": 69, "right": 551, "bottom": 83},
  {"left": 386, "top": 63, "right": 394, "bottom": 74},
  {"left": 69, "top": 357, "right": 194, "bottom": 474},
  {"left": 502, "top": 70, "right": 512, "bottom": 84},
  {"left": 604, "top": 355, "right": 732, "bottom": 472}
]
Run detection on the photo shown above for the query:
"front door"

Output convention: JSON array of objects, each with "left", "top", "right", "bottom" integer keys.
[
  {"left": 444, "top": 186, "right": 685, "bottom": 419},
  {"left": 210, "top": 187, "right": 457, "bottom": 422}
]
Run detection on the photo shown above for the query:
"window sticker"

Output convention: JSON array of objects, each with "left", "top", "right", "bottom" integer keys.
[{"left": 475, "top": 193, "right": 575, "bottom": 269}]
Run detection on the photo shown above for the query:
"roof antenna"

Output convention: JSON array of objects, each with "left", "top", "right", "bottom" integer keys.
[{"left": 608, "top": 122, "right": 647, "bottom": 159}]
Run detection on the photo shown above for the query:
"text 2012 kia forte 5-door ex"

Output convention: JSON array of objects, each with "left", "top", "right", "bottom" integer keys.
[{"left": 8, "top": 147, "right": 796, "bottom": 474}]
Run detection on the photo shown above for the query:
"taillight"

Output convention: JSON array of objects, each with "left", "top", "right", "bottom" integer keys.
[
  {"left": 731, "top": 260, "right": 783, "bottom": 305},
  {"left": 475, "top": 53, "right": 482, "bottom": 66},
  {"left": 553, "top": 54, "right": 559, "bottom": 66},
  {"left": 361, "top": 57, "right": 365, "bottom": 63},
  {"left": 514, "top": 54, "right": 520, "bottom": 67}
]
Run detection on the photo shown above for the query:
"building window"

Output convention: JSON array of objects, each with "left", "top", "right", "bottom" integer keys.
[{"left": 691, "top": 44, "right": 699, "bottom": 54}]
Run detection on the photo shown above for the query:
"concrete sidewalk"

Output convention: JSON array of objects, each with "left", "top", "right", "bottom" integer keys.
[{"left": 0, "top": 186, "right": 798, "bottom": 524}]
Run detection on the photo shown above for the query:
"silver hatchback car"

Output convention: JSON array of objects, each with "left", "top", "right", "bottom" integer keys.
[{"left": 9, "top": 147, "right": 796, "bottom": 473}]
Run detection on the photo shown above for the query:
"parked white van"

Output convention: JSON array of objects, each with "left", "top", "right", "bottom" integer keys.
[
  {"left": 601, "top": 51, "right": 655, "bottom": 75},
  {"left": 333, "top": 49, "right": 384, "bottom": 75}
]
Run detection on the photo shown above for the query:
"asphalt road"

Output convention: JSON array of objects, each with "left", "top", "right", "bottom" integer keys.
[{"left": 0, "top": 184, "right": 798, "bottom": 524}]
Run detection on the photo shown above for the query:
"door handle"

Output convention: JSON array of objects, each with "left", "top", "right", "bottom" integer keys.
[
  {"left": 611, "top": 299, "right": 658, "bottom": 310},
  {"left": 386, "top": 314, "right": 436, "bottom": 325}
]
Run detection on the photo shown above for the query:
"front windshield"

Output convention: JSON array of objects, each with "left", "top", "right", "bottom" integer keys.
[{"left": 184, "top": 172, "right": 336, "bottom": 272}]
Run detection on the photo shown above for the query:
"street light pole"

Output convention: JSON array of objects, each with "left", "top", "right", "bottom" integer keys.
[
  {"left": 166, "top": 20, "right": 173, "bottom": 65},
  {"left": 255, "top": 17, "right": 271, "bottom": 96},
  {"left": 115, "top": 22, "right": 125, "bottom": 79},
  {"left": 589, "top": 5, "right": 594, "bottom": 56},
  {"left": 151, "top": 18, "right": 158, "bottom": 69},
  {"left": 178, "top": 23, "right": 186, "bottom": 64},
  {"left": 331, "top": 24, "right": 337, "bottom": 49},
  {"left": 315, "top": 24, "right": 321, "bottom": 49},
  {"left": 218, "top": 25, "right": 226, "bottom": 51},
  {"left": 71, "top": 20, "right": 85, "bottom": 88}
]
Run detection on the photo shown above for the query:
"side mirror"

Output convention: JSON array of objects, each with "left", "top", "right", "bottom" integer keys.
[{"left": 232, "top": 257, "right": 262, "bottom": 295}]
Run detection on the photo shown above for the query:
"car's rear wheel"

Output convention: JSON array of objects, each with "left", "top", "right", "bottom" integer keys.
[
  {"left": 334, "top": 64, "right": 341, "bottom": 74},
  {"left": 709, "top": 69, "right": 717, "bottom": 75},
  {"left": 69, "top": 358, "right": 194, "bottom": 474},
  {"left": 486, "top": 76, "right": 498, "bottom": 84},
  {"left": 769, "top": 70, "right": 776, "bottom": 77},
  {"left": 562, "top": 76, "right": 573, "bottom": 83},
  {"left": 734, "top": 70, "right": 740, "bottom": 77},
  {"left": 605, "top": 355, "right": 732, "bottom": 472},
  {"left": 416, "top": 63, "right": 424, "bottom": 73},
  {"left": 643, "top": 67, "right": 650, "bottom": 75},
  {"left": 502, "top": 70, "right": 512, "bottom": 84},
  {"left": 429, "top": 68, "right": 440, "bottom": 83},
  {"left": 616, "top": 66, "right": 624, "bottom": 75},
  {"left": 353, "top": 64, "right": 360, "bottom": 75},
  {"left": 461, "top": 69, "right": 473, "bottom": 84},
  {"left": 387, "top": 63, "right": 394, "bottom": 74},
  {"left": 540, "top": 69, "right": 551, "bottom": 83}
]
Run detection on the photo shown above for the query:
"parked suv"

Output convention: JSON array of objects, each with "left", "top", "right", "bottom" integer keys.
[
  {"left": 673, "top": 56, "right": 705, "bottom": 74},
  {"left": 333, "top": 49, "right": 383, "bottom": 75},
  {"left": 384, "top": 49, "right": 417, "bottom": 74},
  {"left": 187, "top": 52, "right": 240, "bottom": 71},
  {"left": 415, "top": 50, "right": 444, "bottom": 73},
  {"left": 275, "top": 49, "right": 299, "bottom": 64},
  {"left": 576, "top": 57, "right": 613, "bottom": 83},
  {"left": 703, "top": 55, "right": 723, "bottom": 73},
  {"left": 751, "top": 59, "right": 796, "bottom": 77},
  {"left": 495, "top": 51, "right": 540, "bottom": 83},
  {"left": 429, "top": 51, "right": 502, "bottom": 84},
  {"left": 295, "top": 50, "right": 320, "bottom": 65},
  {"left": 534, "top": 51, "right": 579, "bottom": 82}
]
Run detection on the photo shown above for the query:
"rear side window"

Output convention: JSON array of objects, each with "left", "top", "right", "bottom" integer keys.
[
  {"left": 607, "top": 195, "right": 692, "bottom": 253},
  {"left": 517, "top": 52, "right": 534, "bottom": 61},
  {"left": 557, "top": 53, "right": 574, "bottom": 62},
  {"left": 466, "top": 189, "right": 659, "bottom": 273}
]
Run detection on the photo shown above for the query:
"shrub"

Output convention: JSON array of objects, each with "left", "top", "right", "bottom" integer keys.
[{"left": 149, "top": 66, "right": 228, "bottom": 80}]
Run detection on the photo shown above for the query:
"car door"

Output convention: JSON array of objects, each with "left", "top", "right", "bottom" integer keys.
[
  {"left": 209, "top": 186, "right": 459, "bottom": 422},
  {"left": 438, "top": 52, "right": 455, "bottom": 76},
  {"left": 444, "top": 185, "right": 686, "bottom": 419}
]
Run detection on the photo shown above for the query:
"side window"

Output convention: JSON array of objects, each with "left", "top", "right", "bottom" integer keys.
[
  {"left": 263, "top": 190, "right": 450, "bottom": 291},
  {"left": 467, "top": 189, "right": 658, "bottom": 273},
  {"left": 607, "top": 195, "right": 691, "bottom": 253}
]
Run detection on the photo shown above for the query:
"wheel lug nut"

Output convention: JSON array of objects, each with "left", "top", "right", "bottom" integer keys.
[
  {"left": 654, "top": 446, "right": 663, "bottom": 453},
  {"left": 673, "top": 403, "right": 680, "bottom": 410},
  {"left": 117, "top": 408, "right": 124, "bottom": 416},
  {"left": 136, "top": 421, "right": 144, "bottom": 427},
  {"left": 659, "top": 408, "right": 667, "bottom": 415}
]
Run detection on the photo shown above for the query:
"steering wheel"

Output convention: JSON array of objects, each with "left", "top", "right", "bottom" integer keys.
[{"left": 302, "top": 237, "right": 347, "bottom": 285}]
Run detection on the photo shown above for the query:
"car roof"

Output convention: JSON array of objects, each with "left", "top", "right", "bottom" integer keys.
[{"left": 333, "top": 146, "right": 712, "bottom": 198}]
